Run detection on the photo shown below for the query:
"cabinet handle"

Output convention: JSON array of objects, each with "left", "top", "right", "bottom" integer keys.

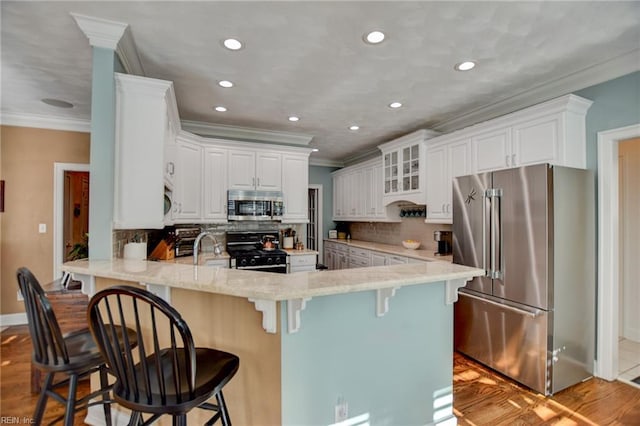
[
  {"left": 166, "top": 162, "right": 175, "bottom": 176},
  {"left": 257, "top": 177, "right": 260, "bottom": 187},
  {"left": 505, "top": 155, "right": 510, "bottom": 167},
  {"left": 511, "top": 154, "right": 516, "bottom": 166},
  {"left": 252, "top": 177, "right": 256, "bottom": 187}
]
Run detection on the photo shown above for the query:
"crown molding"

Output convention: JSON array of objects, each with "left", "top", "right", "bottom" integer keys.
[
  {"left": 181, "top": 120, "right": 314, "bottom": 146},
  {"left": 309, "top": 157, "right": 344, "bottom": 168},
  {"left": 71, "top": 13, "right": 144, "bottom": 76},
  {"left": 0, "top": 111, "right": 90, "bottom": 133},
  {"left": 431, "top": 48, "right": 640, "bottom": 134}
]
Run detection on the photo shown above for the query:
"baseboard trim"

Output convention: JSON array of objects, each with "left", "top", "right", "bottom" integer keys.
[{"left": 0, "top": 312, "right": 27, "bottom": 326}]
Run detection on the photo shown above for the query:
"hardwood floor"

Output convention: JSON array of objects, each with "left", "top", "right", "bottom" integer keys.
[
  {"left": 2, "top": 325, "right": 640, "bottom": 425},
  {"left": 0, "top": 325, "right": 90, "bottom": 425},
  {"left": 454, "top": 352, "right": 640, "bottom": 425}
]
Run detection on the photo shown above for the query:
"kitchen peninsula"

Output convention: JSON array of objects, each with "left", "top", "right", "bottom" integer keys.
[{"left": 62, "top": 259, "right": 483, "bottom": 426}]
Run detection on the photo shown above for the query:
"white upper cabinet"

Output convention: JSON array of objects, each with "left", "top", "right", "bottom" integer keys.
[
  {"left": 282, "top": 152, "right": 311, "bottom": 223},
  {"left": 332, "top": 157, "right": 399, "bottom": 222},
  {"left": 228, "top": 149, "right": 282, "bottom": 191},
  {"left": 173, "top": 135, "right": 202, "bottom": 222},
  {"left": 425, "top": 138, "right": 471, "bottom": 223},
  {"left": 113, "top": 73, "right": 180, "bottom": 229},
  {"left": 202, "top": 145, "right": 228, "bottom": 222},
  {"left": 470, "top": 94, "right": 592, "bottom": 172},
  {"left": 378, "top": 129, "right": 441, "bottom": 205},
  {"left": 423, "top": 94, "right": 591, "bottom": 224}
]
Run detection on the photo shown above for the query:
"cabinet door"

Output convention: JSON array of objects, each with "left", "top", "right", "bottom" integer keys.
[
  {"left": 364, "top": 166, "right": 376, "bottom": 217},
  {"left": 228, "top": 149, "right": 257, "bottom": 190},
  {"left": 512, "top": 114, "right": 560, "bottom": 166},
  {"left": 473, "top": 128, "right": 511, "bottom": 172},
  {"left": 373, "top": 164, "right": 386, "bottom": 218},
  {"left": 202, "top": 147, "right": 228, "bottom": 222},
  {"left": 256, "top": 152, "right": 282, "bottom": 191},
  {"left": 332, "top": 174, "right": 342, "bottom": 219},
  {"left": 174, "top": 140, "right": 202, "bottom": 221},
  {"left": 426, "top": 145, "right": 448, "bottom": 219},
  {"left": 371, "top": 252, "right": 386, "bottom": 266},
  {"left": 386, "top": 254, "right": 408, "bottom": 265},
  {"left": 402, "top": 143, "right": 421, "bottom": 192},
  {"left": 282, "top": 153, "right": 309, "bottom": 222},
  {"left": 383, "top": 151, "right": 399, "bottom": 194}
]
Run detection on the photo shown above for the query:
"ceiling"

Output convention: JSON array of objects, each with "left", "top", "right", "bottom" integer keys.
[{"left": 2, "top": 1, "right": 639, "bottom": 166}]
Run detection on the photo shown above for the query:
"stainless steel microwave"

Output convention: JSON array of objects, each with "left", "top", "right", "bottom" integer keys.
[{"left": 227, "top": 190, "right": 284, "bottom": 221}]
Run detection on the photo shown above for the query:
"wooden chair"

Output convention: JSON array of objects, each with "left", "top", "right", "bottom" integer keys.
[
  {"left": 87, "top": 285, "right": 239, "bottom": 425},
  {"left": 16, "top": 267, "right": 135, "bottom": 426}
]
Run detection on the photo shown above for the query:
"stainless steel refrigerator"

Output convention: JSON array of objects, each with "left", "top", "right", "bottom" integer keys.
[{"left": 452, "top": 163, "right": 595, "bottom": 395}]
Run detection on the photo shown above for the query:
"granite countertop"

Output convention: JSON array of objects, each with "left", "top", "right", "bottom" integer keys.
[
  {"left": 324, "top": 238, "right": 453, "bottom": 263},
  {"left": 62, "top": 258, "right": 482, "bottom": 302}
]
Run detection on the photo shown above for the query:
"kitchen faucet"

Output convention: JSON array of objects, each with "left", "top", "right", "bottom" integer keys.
[{"left": 193, "top": 231, "right": 222, "bottom": 265}]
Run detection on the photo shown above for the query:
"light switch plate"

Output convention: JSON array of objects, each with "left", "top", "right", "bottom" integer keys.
[{"left": 39, "top": 223, "right": 46, "bottom": 233}]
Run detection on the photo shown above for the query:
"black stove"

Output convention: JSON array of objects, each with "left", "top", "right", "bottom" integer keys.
[{"left": 227, "top": 231, "right": 288, "bottom": 272}]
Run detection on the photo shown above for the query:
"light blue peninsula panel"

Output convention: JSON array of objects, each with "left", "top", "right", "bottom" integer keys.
[{"left": 281, "top": 282, "right": 454, "bottom": 426}]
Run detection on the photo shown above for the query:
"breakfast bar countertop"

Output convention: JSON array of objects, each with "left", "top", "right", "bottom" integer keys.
[{"left": 61, "top": 258, "right": 482, "bottom": 302}]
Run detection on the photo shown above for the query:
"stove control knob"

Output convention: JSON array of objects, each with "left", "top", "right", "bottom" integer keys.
[
  {"left": 249, "top": 258, "right": 257, "bottom": 266},
  {"left": 266, "top": 257, "right": 274, "bottom": 264},
  {"left": 275, "top": 257, "right": 282, "bottom": 265},
  {"left": 239, "top": 258, "right": 248, "bottom": 267}
]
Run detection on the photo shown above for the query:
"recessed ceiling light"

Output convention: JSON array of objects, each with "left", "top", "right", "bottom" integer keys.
[
  {"left": 389, "top": 102, "right": 402, "bottom": 109},
  {"left": 218, "top": 80, "right": 234, "bottom": 88},
  {"left": 214, "top": 106, "right": 227, "bottom": 112},
  {"left": 311, "top": 148, "right": 319, "bottom": 152},
  {"left": 41, "top": 98, "right": 74, "bottom": 108},
  {"left": 223, "top": 38, "right": 243, "bottom": 51},
  {"left": 364, "top": 30, "right": 385, "bottom": 44},
  {"left": 349, "top": 125, "right": 360, "bottom": 131},
  {"left": 288, "top": 116, "right": 300, "bottom": 122},
  {"left": 454, "top": 61, "right": 476, "bottom": 71}
]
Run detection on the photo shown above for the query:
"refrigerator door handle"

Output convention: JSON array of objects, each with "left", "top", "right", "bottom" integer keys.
[
  {"left": 460, "top": 291, "right": 542, "bottom": 318},
  {"left": 486, "top": 188, "right": 503, "bottom": 279},
  {"left": 482, "top": 191, "right": 488, "bottom": 275}
]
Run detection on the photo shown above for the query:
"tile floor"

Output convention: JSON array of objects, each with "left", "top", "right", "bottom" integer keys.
[{"left": 618, "top": 337, "right": 640, "bottom": 389}]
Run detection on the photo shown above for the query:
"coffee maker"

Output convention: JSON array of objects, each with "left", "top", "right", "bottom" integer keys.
[{"left": 433, "top": 230, "right": 452, "bottom": 256}]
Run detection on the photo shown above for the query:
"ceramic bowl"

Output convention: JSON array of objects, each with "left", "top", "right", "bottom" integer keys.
[{"left": 402, "top": 240, "right": 421, "bottom": 249}]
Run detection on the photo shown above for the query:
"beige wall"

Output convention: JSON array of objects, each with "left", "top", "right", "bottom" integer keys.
[{"left": 0, "top": 125, "right": 90, "bottom": 315}]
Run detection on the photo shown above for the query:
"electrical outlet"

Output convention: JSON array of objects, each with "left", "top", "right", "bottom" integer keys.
[
  {"left": 17, "top": 290, "right": 24, "bottom": 301},
  {"left": 334, "top": 397, "right": 348, "bottom": 423},
  {"left": 38, "top": 223, "right": 46, "bottom": 233}
]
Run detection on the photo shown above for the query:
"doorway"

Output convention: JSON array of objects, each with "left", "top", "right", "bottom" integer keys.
[
  {"left": 63, "top": 171, "right": 89, "bottom": 260},
  {"left": 617, "top": 138, "right": 640, "bottom": 385},
  {"left": 596, "top": 123, "right": 640, "bottom": 381},
  {"left": 53, "top": 163, "right": 89, "bottom": 279},
  {"left": 307, "top": 185, "right": 323, "bottom": 263}
]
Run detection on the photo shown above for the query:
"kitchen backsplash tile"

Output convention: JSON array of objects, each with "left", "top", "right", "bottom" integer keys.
[{"left": 347, "top": 219, "right": 451, "bottom": 253}]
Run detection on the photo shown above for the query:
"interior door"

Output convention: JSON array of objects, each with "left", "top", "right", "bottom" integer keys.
[
  {"left": 492, "top": 164, "right": 550, "bottom": 309},
  {"left": 452, "top": 172, "right": 491, "bottom": 295}
]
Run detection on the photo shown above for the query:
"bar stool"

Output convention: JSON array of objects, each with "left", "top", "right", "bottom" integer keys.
[
  {"left": 87, "top": 285, "right": 239, "bottom": 425},
  {"left": 16, "top": 267, "right": 136, "bottom": 426}
]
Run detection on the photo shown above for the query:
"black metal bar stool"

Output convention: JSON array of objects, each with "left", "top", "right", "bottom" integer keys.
[
  {"left": 16, "top": 267, "right": 136, "bottom": 426},
  {"left": 87, "top": 285, "right": 240, "bottom": 425}
]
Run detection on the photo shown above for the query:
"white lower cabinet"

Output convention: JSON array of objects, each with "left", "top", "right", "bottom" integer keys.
[
  {"left": 288, "top": 253, "right": 317, "bottom": 273},
  {"left": 325, "top": 241, "right": 423, "bottom": 270}
]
